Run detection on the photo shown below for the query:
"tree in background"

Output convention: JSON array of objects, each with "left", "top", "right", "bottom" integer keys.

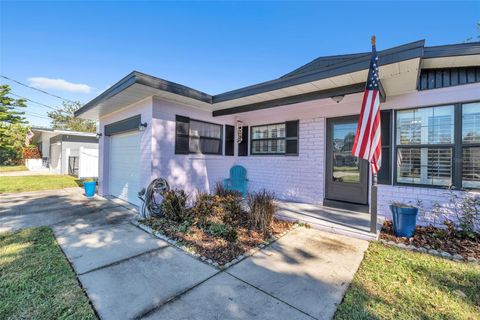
[
  {"left": 47, "top": 101, "right": 96, "bottom": 133},
  {"left": 0, "top": 84, "right": 29, "bottom": 165}
]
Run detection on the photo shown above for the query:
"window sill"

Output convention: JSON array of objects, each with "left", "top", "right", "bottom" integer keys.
[{"left": 393, "top": 182, "right": 480, "bottom": 192}]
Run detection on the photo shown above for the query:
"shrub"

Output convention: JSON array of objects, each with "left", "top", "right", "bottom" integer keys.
[
  {"left": 192, "top": 193, "right": 218, "bottom": 228},
  {"left": 161, "top": 189, "right": 191, "bottom": 223},
  {"left": 172, "top": 221, "right": 192, "bottom": 234},
  {"left": 221, "top": 194, "right": 244, "bottom": 227},
  {"left": 205, "top": 222, "right": 238, "bottom": 242},
  {"left": 22, "top": 146, "right": 41, "bottom": 159},
  {"left": 214, "top": 182, "right": 242, "bottom": 198},
  {"left": 247, "top": 190, "right": 276, "bottom": 233},
  {"left": 448, "top": 190, "right": 480, "bottom": 239}
]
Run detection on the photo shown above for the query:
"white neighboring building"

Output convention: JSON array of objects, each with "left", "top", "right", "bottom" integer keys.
[{"left": 30, "top": 127, "right": 99, "bottom": 178}]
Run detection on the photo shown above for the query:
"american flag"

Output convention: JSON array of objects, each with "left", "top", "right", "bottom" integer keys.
[
  {"left": 25, "top": 128, "right": 34, "bottom": 146},
  {"left": 352, "top": 38, "right": 382, "bottom": 174}
]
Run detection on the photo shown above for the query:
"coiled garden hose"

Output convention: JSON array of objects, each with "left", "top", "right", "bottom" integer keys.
[{"left": 138, "top": 178, "right": 170, "bottom": 218}]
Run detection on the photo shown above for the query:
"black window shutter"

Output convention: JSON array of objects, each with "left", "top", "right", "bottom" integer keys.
[
  {"left": 285, "top": 120, "right": 299, "bottom": 156},
  {"left": 225, "top": 125, "right": 234, "bottom": 156},
  {"left": 238, "top": 126, "right": 248, "bottom": 156},
  {"left": 175, "top": 115, "right": 190, "bottom": 154},
  {"left": 377, "top": 110, "right": 392, "bottom": 184}
]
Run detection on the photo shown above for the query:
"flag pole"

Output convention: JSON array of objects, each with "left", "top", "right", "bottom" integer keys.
[{"left": 370, "top": 35, "right": 378, "bottom": 234}]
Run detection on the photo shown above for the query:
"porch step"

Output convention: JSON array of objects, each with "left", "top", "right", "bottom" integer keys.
[{"left": 275, "top": 201, "right": 382, "bottom": 241}]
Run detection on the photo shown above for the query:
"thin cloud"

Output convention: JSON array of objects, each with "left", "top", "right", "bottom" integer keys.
[{"left": 28, "top": 77, "right": 92, "bottom": 94}]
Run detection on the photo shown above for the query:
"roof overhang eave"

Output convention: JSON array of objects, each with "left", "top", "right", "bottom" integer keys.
[
  {"left": 212, "top": 40, "right": 425, "bottom": 103},
  {"left": 74, "top": 71, "right": 213, "bottom": 119}
]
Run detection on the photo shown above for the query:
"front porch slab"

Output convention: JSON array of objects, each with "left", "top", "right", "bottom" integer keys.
[
  {"left": 227, "top": 227, "right": 369, "bottom": 320},
  {"left": 276, "top": 200, "right": 383, "bottom": 240}
]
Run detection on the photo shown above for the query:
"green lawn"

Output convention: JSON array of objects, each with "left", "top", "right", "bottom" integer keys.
[
  {"left": 0, "top": 165, "right": 27, "bottom": 172},
  {"left": 335, "top": 242, "right": 480, "bottom": 319},
  {"left": 0, "top": 175, "right": 81, "bottom": 193},
  {"left": 0, "top": 227, "right": 97, "bottom": 319}
]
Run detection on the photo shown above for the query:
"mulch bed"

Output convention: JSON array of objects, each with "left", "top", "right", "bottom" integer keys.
[
  {"left": 141, "top": 217, "right": 294, "bottom": 265},
  {"left": 380, "top": 220, "right": 480, "bottom": 260}
]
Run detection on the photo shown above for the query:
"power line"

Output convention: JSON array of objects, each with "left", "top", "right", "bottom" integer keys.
[
  {"left": 1, "top": 74, "right": 77, "bottom": 104},
  {"left": 10, "top": 92, "right": 62, "bottom": 111},
  {"left": 12, "top": 107, "right": 50, "bottom": 119},
  {"left": 20, "top": 111, "right": 50, "bottom": 120}
]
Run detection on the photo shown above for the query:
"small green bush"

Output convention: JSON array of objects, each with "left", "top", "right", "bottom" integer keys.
[
  {"left": 221, "top": 194, "right": 244, "bottom": 227},
  {"left": 161, "top": 189, "right": 191, "bottom": 223},
  {"left": 205, "top": 222, "right": 238, "bottom": 242},
  {"left": 172, "top": 221, "right": 191, "bottom": 234},
  {"left": 247, "top": 190, "right": 276, "bottom": 233}
]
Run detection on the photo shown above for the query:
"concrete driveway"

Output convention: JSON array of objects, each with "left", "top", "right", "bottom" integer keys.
[{"left": 1, "top": 188, "right": 369, "bottom": 320}]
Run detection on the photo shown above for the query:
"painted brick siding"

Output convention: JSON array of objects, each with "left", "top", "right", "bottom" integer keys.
[
  {"left": 151, "top": 98, "right": 236, "bottom": 197},
  {"left": 151, "top": 98, "right": 325, "bottom": 203},
  {"left": 235, "top": 117, "right": 325, "bottom": 204},
  {"left": 378, "top": 185, "right": 480, "bottom": 228}
]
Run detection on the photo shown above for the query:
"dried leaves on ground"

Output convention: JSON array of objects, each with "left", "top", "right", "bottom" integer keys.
[
  {"left": 142, "top": 217, "right": 293, "bottom": 265},
  {"left": 380, "top": 220, "right": 480, "bottom": 260}
]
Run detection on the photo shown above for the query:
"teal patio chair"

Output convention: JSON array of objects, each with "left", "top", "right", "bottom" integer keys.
[{"left": 223, "top": 165, "right": 248, "bottom": 196}]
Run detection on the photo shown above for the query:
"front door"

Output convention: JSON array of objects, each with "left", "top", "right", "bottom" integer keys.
[{"left": 325, "top": 116, "right": 369, "bottom": 205}]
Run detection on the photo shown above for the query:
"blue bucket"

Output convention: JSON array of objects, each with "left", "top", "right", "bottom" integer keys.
[
  {"left": 389, "top": 205, "right": 418, "bottom": 237},
  {"left": 84, "top": 181, "right": 96, "bottom": 197}
]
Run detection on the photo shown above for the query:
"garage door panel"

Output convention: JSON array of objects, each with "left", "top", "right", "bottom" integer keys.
[{"left": 108, "top": 132, "right": 141, "bottom": 206}]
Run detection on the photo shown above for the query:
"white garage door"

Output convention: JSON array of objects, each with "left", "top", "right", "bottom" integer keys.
[{"left": 108, "top": 131, "right": 141, "bottom": 206}]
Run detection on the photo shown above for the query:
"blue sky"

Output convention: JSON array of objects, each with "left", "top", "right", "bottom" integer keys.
[{"left": 1, "top": 1, "right": 479, "bottom": 127}]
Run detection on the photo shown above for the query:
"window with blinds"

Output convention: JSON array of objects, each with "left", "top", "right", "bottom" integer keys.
[
  {"left": 251, "top": 121, "right": 298, "bottom": 155},
  {"left": 251, "top": 124, "right": 286, "bottom": 154},
  {"left": 462, "top": 147, "right": 480, "bottom": 188},
  {"left": 395, "top": 102, "right": 480, "bottom": 189},
  {"left": 462, "top": 102, "right": 480, "bottom": 188},
  {"left": 396, "top": 105, "right": 454, "bottom": 187}
]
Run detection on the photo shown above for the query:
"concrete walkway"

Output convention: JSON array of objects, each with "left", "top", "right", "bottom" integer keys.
[{"left": 1, "top": 188, "right": 369, "bottom": 320}]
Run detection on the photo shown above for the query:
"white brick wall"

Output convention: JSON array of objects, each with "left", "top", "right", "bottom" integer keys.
[
  {"left": 151, "top": 98, "right": 236, "bottom": 198},
  {"left": 235, "top": 118, "right": 325, "bottom": 204},
  {"left": 378, "top": 185, "right": 480, "bottom": 228},
  {"left": 151, "top": 98, "right": 325, "bottom": 203}
]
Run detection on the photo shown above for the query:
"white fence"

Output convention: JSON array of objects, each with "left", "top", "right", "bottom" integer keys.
[
  {"left": 25, "top": 158, "right": 44, "bottom": 171},
  {"left": 78, "top": 146, "right": 98, "bottom": 178}
]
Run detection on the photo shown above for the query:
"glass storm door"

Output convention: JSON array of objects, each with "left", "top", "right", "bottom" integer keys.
[{"left": 325, "top": 116, "right": 369, "bottom": 205}]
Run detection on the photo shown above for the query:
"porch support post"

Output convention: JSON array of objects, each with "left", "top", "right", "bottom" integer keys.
[
  {"left": 378, "top": 81, "right": 386, "bottom": 103},
  {"left": 370, "top": 174, "right": 378, "bottom": 234}
]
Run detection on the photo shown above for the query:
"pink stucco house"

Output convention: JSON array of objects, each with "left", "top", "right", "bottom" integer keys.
[{"left": 75, "top": 40, "right": 480, "bottom": 234}]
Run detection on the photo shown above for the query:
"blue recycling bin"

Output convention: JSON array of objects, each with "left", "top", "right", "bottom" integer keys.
[
  {"left": 389, "top": 204, "right": 418, "bottom": 237},
  {"left": 83, "top": 181, "right": 96, "bottom": 197}
]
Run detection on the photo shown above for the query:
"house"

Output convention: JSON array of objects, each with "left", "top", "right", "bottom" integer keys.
[
  {"left": 74, "top": 40, "right": 480, "bottom": 231},
  {"left": 30, "top": 127, "right": 99, "bottom": 178}
]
